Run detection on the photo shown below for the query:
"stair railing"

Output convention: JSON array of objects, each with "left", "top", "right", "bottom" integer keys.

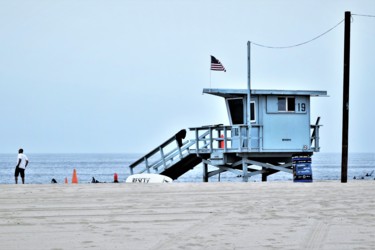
[
  {"left": 129, "top": 129, "right": 193, "bottom": 175},
  {"left": 310, "top": 117, "right": 321, "bottom": 152}
]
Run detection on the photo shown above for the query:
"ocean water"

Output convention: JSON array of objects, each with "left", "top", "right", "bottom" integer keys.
[{"left": 0, "top": 153, "right": 374, "bottom": 184}]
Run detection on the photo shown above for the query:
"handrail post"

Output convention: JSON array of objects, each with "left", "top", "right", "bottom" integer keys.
[
  {"left": 239, "top": 126, "right": 243, "bottom": 152},
  {"left": 224, "top": 126, "right": 227, "bottom": 152},
  {"left": 260, "top": 125, "right": 263, "bottom": 152},
  {"left": 195, "top": 128, "right": 199, "bottom": 155},
  {"left": 160, "top": 147, "right": 167, "bottom": 170},
  {"left": 247, "top": 125, "right": 250, "bottom": 151},
  {"left": 176, "top": 140, "right": 183, "bottom": 159},
  {"left": 315, "top": 125, "right": 320, "bottom": 152},
  {"left": 209, "top": 127, "right": 213, "bottom": 153},
  {"left": 145, "top": 157, "right": 150, "bottom": 173}
]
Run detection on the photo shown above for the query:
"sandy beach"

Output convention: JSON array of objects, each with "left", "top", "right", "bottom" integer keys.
[{"left": 0, "top": 182, "right": 374, "bottom": 250}]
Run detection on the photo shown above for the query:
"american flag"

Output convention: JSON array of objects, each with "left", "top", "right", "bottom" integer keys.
[{"left": 210, "top": 55, "right": 226, "bottom": 72}]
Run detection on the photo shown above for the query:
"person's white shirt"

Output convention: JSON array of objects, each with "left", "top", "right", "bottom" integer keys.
[{"left": 17, "top": 154, "right": 28, "bottom": 169}]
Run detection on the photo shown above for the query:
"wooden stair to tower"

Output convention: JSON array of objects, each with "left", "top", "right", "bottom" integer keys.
[{"left": 128, "top": 129, "right": 209, "bottom": 180}]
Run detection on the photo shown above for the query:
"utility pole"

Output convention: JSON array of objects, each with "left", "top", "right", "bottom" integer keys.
[{"left": 341, "top": 11, "right": 351, "bottom": 183}]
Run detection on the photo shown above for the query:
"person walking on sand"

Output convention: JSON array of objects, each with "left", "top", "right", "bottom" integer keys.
[{"left": 15, "top": 148, "right": 28, "bottom": 184}]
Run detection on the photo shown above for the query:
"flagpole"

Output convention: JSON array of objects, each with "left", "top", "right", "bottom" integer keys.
[
  {"left": 247, "top": 41, "right": 252, "bottom": 150},
  {"left": 210, "top": 61, "right": 212, "bottom": 89}
]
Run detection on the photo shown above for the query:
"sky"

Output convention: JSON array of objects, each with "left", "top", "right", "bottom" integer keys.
[{"left": 0, "top": 0, "right": 374, "bottom": 154}]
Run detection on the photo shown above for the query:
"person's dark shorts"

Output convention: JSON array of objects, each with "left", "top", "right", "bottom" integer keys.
[{"left": 15, "top": 167, "right": 25, "bottom": 178}]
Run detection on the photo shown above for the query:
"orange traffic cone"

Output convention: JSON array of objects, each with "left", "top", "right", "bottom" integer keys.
[
  {"left": 114, "top": 173, "right": 118, "bottom": 183},
  {"left": 72, "top": 169, "right": 78, "bottom": 184},
  {"left": 65, "top": 177, "right": 68, "bottom": 184}
]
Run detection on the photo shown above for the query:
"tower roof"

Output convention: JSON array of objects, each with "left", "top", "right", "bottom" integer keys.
[{"left": 203, "top": 88, "right": 328, "bottom": 98}]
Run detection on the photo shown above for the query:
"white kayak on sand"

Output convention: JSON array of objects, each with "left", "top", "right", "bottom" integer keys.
[{"left": 125, "top": 173, "right": 173, "bottom": 183}]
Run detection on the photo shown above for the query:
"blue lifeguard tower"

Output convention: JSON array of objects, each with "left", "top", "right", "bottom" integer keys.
[{"left": 128, "top": 87, "right": 327, "bottom": 182}]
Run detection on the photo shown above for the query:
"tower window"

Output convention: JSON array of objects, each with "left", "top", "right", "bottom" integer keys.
[{"left": 278, "top": 97, "right": 295, "bottom": 112}]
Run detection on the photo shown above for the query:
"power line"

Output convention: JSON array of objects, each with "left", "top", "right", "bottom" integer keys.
[
  {"left": 352, "top": 13, "right": 375, "bottom": 18},
  {"left": 250, "top": 19, "right": 345, "bottom": 49}
]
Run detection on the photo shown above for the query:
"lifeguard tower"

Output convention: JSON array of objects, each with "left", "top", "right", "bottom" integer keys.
[{"left": 128, "top": 87, "right": 327, "bottom": 182}]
